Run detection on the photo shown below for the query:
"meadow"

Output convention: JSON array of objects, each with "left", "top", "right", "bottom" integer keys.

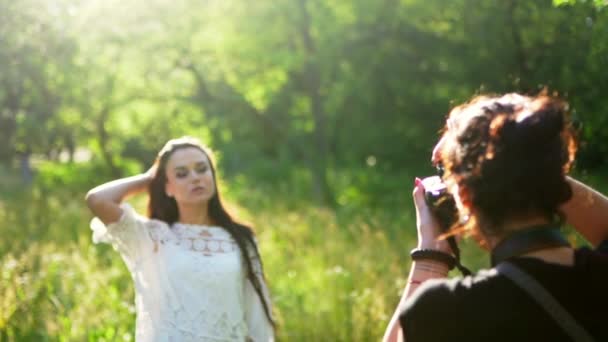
[
  {"left": 0, "top": 161, "right": 490, "bottom": 341},
  {"left": 2, "top": 160, "right": 601, "bottom": 341}
]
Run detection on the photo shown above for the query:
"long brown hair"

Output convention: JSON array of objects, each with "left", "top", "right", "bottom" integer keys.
[{"left": 147, "top": 136, "right": 275, "bottom": 327}]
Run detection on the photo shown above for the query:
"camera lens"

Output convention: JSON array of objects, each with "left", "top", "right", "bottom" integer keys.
[{"left": 422, "top": 176, "right": 457, "bottom": 231}]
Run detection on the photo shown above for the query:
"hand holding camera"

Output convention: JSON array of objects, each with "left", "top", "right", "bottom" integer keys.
[
  {"left": 412, "top": 177, "right": 453, "bottom": 254},
  {"left": 422, "top": 175, "right": 459, "bottom": 232},
  {"left": 414, "top": 175, "right": 472, "bottom": 275}
]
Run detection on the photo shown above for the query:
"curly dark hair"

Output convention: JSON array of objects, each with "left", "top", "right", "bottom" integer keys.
[
  {"left": 147, "top": 136, "right": 275, "bottom": 328},
  {"left": 437, "top": 93, "right": 578, "bottom": 239}
]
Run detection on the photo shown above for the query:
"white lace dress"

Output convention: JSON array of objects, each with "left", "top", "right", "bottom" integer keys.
[{"left": 90, "top": 203, "right": 274, "bottom": 342}]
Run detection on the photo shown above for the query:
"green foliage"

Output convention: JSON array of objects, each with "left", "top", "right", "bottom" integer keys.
[
  {"left": 34, "top": 159, "right": 139, "bottom": 193},
  {"left": 3, "top": 0, "right": 607, "bottom": 196},
  {"left": 554, "top": 0, "right": 607, "bottom": 8},
  {"left": 2, "top": 0, "right": 607, "bottom": 199}
]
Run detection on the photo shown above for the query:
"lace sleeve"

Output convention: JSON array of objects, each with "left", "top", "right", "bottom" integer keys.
[
  {"left": 90, "top": 202, "right": 154, "bottom": 267},
  {"left": 244, "top": 240, "right": 274, "bottom": 342}
]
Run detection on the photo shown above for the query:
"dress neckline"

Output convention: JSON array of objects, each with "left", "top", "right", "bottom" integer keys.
[{"left": 171, "top": 222, "right": 223, "bottom": 230}]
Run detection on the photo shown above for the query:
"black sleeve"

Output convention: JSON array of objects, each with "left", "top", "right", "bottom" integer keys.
[{"left": 398, "top": 278, "right": 469, "bottom": 342}]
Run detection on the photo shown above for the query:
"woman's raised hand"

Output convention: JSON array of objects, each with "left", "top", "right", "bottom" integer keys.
[{"left": 413, "top": 177, "right": 452, "bottom": 254}]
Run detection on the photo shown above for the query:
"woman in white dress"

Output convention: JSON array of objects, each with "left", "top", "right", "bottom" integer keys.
[{"left": 85, "top": 136, "right": 274, "bottom": 342}]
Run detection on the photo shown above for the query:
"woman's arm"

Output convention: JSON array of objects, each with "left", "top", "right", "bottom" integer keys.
[
  {"left": 85, "top": 167, "right": 154, "bottom": 225},
  {"left": 244, "top": 275, "right": 274, "bottom": 342},
  {"left": 383, "top": 260, "right": 449, "bottom": 342},
  {"left": 562, "top": 176, "right": 608, "bottom": 247},
  {"left": 383, "top": 179, "right": 451, "bottom": 342}
]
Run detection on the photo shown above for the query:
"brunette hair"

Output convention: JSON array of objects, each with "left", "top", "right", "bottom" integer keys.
[
  {"left": 147, "top": 136, "right": 275, "bottom": 327},
  {"left": 437, "top": 92, "right": 577, "bottom": 238}
]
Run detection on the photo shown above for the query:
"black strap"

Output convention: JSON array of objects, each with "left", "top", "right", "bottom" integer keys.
[
  {"left": 491, "top": 225, "right": 570, "bottom": 266},
  {"left": 446, "top": 235, "right": 472, "bottom": 276},
  {"left": 496, "top": 262, "right": 596, "bottom": 342}
]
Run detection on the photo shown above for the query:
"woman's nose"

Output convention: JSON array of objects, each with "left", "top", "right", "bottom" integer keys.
[
  {"left": 190, "top": 170, "right": 202, "bottom": 181},
  {"left": 432, "top": 137, "right": 445, "bottom": 164}
]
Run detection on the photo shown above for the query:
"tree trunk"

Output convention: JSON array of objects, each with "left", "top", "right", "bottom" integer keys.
[
  {"left": 1, "top": 80, "right": 23, "bottom": 163},
  {"left": 96, "top": 106, "right": 121, "bottom": 178},
  {"left": 20, "top": 151, "right": 33, "bottom": 184},
  {"left": 298, "top": 0, "right": 334, "bottom": 206},
  {"left": 65, "top": 134, "right": 75, "bottom": 163}
]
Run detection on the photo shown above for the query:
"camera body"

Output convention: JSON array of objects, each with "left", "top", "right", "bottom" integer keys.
[{"left": 422, "top": 176, "right": 458, "bottom": 231}]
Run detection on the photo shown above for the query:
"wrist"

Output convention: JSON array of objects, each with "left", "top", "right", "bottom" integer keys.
[
  {"left": 418, "top": 238, "right": 452, "bottom": 254},
  {"left": 407, "top": 260, "right": 449, "bottom": 288},
  {"left": 413, "top": 259, "right": 450, "bottom": 274}
]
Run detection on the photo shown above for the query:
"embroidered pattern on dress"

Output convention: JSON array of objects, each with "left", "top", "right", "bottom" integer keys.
[
  {"left": 147, "top": 221, "right": 238, "bottom": 256},
  {"left": 162, "top": 308, "right": 248, "bottom": 341}
]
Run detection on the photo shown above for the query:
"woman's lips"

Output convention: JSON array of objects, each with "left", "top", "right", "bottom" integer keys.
[{"left": 191, "top": 186, "right": 205, "bottom": 194}]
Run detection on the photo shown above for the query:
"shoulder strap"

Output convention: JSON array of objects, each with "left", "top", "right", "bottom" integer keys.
[{"left": 496, "top": 262, "right": 595, "bottom": 342}]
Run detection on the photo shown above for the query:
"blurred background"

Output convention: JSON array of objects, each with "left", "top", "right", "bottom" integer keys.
[{"left": 1, "top": 0, "right": 607, "bottom": 340}]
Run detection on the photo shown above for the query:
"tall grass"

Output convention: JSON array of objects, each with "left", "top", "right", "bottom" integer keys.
[
  {"left": 6, "top": 162, "right": 601, "bottom": 341},
  {"left": 1, "top": 183, "right": 420, "bottom": 340}
]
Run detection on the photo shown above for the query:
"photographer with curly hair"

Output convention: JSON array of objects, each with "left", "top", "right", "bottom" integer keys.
[{"left": 384, "top": 93, "right": 608, "bottom": 342}]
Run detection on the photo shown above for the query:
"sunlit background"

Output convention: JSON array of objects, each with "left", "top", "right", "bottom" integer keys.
[{"left": 1, "top": 0, "right": 607, "bottom": 340}]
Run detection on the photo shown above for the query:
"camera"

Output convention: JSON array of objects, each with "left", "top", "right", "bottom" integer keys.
[{"left": 422, "top": 175, "right": 458, "bottom": 231}]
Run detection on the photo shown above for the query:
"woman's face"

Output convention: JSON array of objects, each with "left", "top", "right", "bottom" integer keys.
[
  {"left": 432, "top": 136, "right": 446, "bottom": 165},
  {"left": 164, "top": 147, "right": 216, "bottom": 205},
  {"left": 432, "top": 116, "right": 458, "bottom": 165}
]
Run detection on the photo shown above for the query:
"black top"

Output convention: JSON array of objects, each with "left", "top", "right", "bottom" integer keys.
[{"left": 399, "top": 247, "right": 608, "bottom": 342}]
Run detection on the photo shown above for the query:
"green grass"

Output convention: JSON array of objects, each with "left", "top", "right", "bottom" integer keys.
[
  {"left": 4, "top": 163, "right": 601, "bottom": 341},
  {"left": 0, "top": 184, "right": 417, "bottom": 341}
]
